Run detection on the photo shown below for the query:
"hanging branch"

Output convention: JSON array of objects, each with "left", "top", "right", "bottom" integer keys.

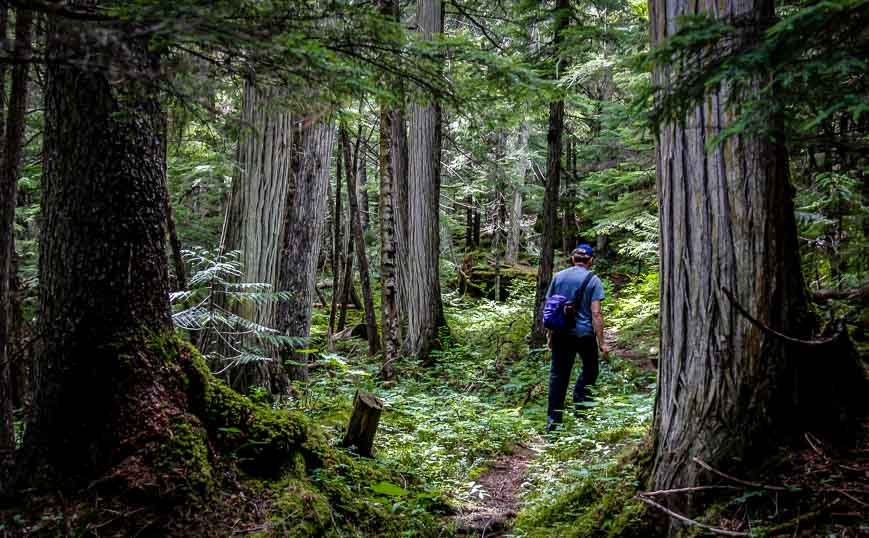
[
  {"left": 693, "top": 457, "right": 789, "bottom": 492},
  {"left": 721, "top": 287, "right": 838, "bottom": 347}
]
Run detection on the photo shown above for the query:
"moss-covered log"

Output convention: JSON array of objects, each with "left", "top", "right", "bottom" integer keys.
[{"left": 456, "top": 260, "right": 537, "bottom": 301}]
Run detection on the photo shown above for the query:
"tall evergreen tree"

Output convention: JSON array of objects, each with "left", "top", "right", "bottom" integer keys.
[
  {"left": 530, "top": 0, "right": 571, "bottom": 345},
  {"left": 277, "top": 118, "right": 336, "bottom": 380},
  {"left": 404, "top": 0, "right": 447, "bottom": 360},
  {"left": 19, "top": 4, "right": 175, "bottom": 487},
  {"left": 220, "top": 82, "right": 292, "bottom": 395}
]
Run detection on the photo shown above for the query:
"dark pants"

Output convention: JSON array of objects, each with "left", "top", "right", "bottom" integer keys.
[{"left": 547, "top": 333, "right": 599, "bottom": 426}]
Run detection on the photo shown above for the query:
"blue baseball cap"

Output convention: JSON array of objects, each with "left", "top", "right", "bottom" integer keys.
[{"left": 572, "top": 243, "right": 593, "bottom": 257}]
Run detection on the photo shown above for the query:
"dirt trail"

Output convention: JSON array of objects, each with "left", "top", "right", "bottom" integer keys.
[{"left": 454, "top": 445, "right": 536, "bottom": 537}]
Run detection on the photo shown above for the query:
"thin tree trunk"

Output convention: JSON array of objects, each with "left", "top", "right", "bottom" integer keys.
[
  {"left": 221, "top": 82, "right": 292, "bottom": 395},
  {"left": 377, "top": 1, "right": 402, "bottom": 376},
  {"left": 166, "top": 201, "right": 187, "bottom": 290},
  {"left": 530, "top": 0, "right": 570, "bottom": 345},
  {"left": 342, "top": 127, "right": 380, "bottom": 355},
  {"left": 493, "top": 131, "right": 506, "bottom": 301},
  {"left": 392, "top": 107, "right": 410, "bottom": 346},
  {"left": 327, "top": 143, "right": 344, "bottom": 347},
  {"left": 506, "top": 122, "right": 529, "bottom": 265},
  {"left": 562, "top": 136, "right": 578, "bottom": 256},
  {"left": 0, "top": 6, "right": 33, "bottom": 462},
  {"left": 405, "top": 0, "right": 447, "bottom": 360},
  {"left": 278, "top": 118, "right": 336, "bottom": 381},
  {"left": 358, "top": 143, "right": 371, "bottom": 231}
]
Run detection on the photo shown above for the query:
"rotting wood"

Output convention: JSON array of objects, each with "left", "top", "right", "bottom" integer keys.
[{"left": 341, "top": 390, "right": 383, "bottom": 458}]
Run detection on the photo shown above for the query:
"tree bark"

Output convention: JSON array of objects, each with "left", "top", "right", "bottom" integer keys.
[
  {"left": 0, "top": 5, "right": 32, "bottom": 463},
  {"left": 377, "top": 2, "right": 402, "bottom": 376},
  {"left": 327, "top": 143, "right": 344, "bottom": 347},
  {"left": 530, "top": 0, "right": 570, "bottom": 345},
  {"left": 493, "top": 131, "right": 507, "bottom": 301},
  {"left": 19, "top": 6, "right": 174, "bottom": 487},
  {"left": 404, "top": 0, "right": 447, "bottom": 361},
  {"left": 393, "top": 108, "right": 410, "bottom": 346},
  {"left": 358, "top": 143, "right": 371, "bottom": 231},
  {"left": 278, "top": 117, "right": 336, "bottom": 380},
  {"left": 506, "top": 122, "right": 529, "bottom": 265},
  {"left": 221, "top": 82, "right": 292, "bottom": 395},
  {"left": 648, "top": 0, "right": 826, "bottom": 520},
  {"left": 341, "top": 390, "right": 383, "bottom": 458},
  {"left": 342, "top": 127, "right": 380, "bottom": 355}
]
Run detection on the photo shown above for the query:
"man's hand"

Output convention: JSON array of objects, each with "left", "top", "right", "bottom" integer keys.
[
  {"left": 599, "top": 343, "right": 610, "bottom": 361},
  {"left": 546, "top": 331, "right": 552, "bottom": 352}
]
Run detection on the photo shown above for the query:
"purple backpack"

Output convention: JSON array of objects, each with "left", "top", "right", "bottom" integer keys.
[{"left": 542, "top": 272, "right": 595, "bottom": 332}]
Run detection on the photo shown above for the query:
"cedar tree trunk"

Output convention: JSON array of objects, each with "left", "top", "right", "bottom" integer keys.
[
  {"left": 222, "top": 82, "right": 292, "bottom": 395},
  {"left": 404, "top": 0, "right": 447, "bottom": 360}
]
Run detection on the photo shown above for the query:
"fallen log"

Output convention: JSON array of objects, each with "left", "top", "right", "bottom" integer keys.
[
  {"left": 341, "top": 390, "right": 383, "bottom": 457},
  {"left": 811, "top": 285, "right": 869, "bottom": 302}
]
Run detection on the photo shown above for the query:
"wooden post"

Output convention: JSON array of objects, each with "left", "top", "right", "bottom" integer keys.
[{"left": 342, "top": 390, "right": 383, "bottom": 457}]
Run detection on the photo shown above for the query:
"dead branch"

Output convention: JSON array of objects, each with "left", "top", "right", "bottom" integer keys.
[
  {"left": 811, "top": 285, "right": 869, "bottom": 302},
  {"left": 635, "top": 496, "right": 750, "bottom": 536},
  {"left": 693, "top": 457, "right": 788, "bottom": 492},
  {"left": 638, "top": 485, "right": 740, "bottom": 497}
]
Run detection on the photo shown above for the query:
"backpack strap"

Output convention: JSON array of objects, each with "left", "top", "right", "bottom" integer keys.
[{"left": 572, "top": 271, "right": 596, "bottom": 307}]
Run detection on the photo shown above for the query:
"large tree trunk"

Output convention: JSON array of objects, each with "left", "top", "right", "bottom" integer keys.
[
  {"left": 342, "top": 127, "right": 380, "bottom": 355},
  {"left": 506, "top": 122, "right": 529, "bottom": 265},
  {"left": 405, "top": 0, "right": 447, "bottom": 361},
  {"left": 377, "top": 3, "right": 402, "bottom": 376},
  {"left": 647, "top": 0, "right": 831, "bottom": 520},
  {"left": 277, "top": 118, "right": 335, "bottom": 380},
  {"left": 530, "top": 0, "right": 570, "bottom": 345},
  {"left": 221, "top": 82, "right": 292, "bottom": 395},
  {"left": 0, "top": 5, "right": 33, "bottom": 463},
  {"left": 19, "top": 8, "right": 174, "bottom": 487}
]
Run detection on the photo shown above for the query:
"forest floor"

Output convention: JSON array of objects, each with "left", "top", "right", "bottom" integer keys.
[{"left": 295, "top": 277, "right": 659, "bottom": 536}]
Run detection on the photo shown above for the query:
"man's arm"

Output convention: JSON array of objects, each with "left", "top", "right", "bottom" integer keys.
[{"left": 591, "top": 300, "right": 609, "bottom": 359}]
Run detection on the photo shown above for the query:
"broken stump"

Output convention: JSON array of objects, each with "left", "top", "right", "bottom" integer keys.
[{"left": 341, "top": 390, "right": 383, "bottom": 457}]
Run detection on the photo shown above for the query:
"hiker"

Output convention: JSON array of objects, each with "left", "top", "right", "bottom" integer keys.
[{"left": 543, "top": 244, "right": 609, "bottom": 432}]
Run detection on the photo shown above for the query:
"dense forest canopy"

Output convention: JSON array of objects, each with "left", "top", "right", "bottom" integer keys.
[{"left": 0, "top": 0, "right": 866, "bottom": 535}]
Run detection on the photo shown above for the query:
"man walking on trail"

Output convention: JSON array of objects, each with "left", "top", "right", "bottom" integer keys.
[{"left": 544, "top": 244, "right": 609, "bottom": 432}]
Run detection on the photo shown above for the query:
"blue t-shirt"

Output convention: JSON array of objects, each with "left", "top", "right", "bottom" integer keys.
[{"left": 545, "top": 266, "right": 605, "bottom": 337}]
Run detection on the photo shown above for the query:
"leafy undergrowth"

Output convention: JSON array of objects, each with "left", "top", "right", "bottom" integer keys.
[{"left": 290, "top": 278, "right": 661, "bottom": 535}]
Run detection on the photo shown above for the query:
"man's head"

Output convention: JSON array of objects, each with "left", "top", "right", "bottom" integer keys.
[{"left": 571, "top": 244, "right": 594, "bottom": 266}]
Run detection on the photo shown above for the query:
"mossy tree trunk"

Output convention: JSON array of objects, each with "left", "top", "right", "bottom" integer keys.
[
  {"left": 18, "top": 4, "right": 175, "bottom": 488},
  {"left": 12, "top": 6, "right": 323, "bottom": 501}
]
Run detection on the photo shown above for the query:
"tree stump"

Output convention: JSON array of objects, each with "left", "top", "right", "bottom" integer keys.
[{"left": 341, "top": 390, "right": 383, "bottom": 457}]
